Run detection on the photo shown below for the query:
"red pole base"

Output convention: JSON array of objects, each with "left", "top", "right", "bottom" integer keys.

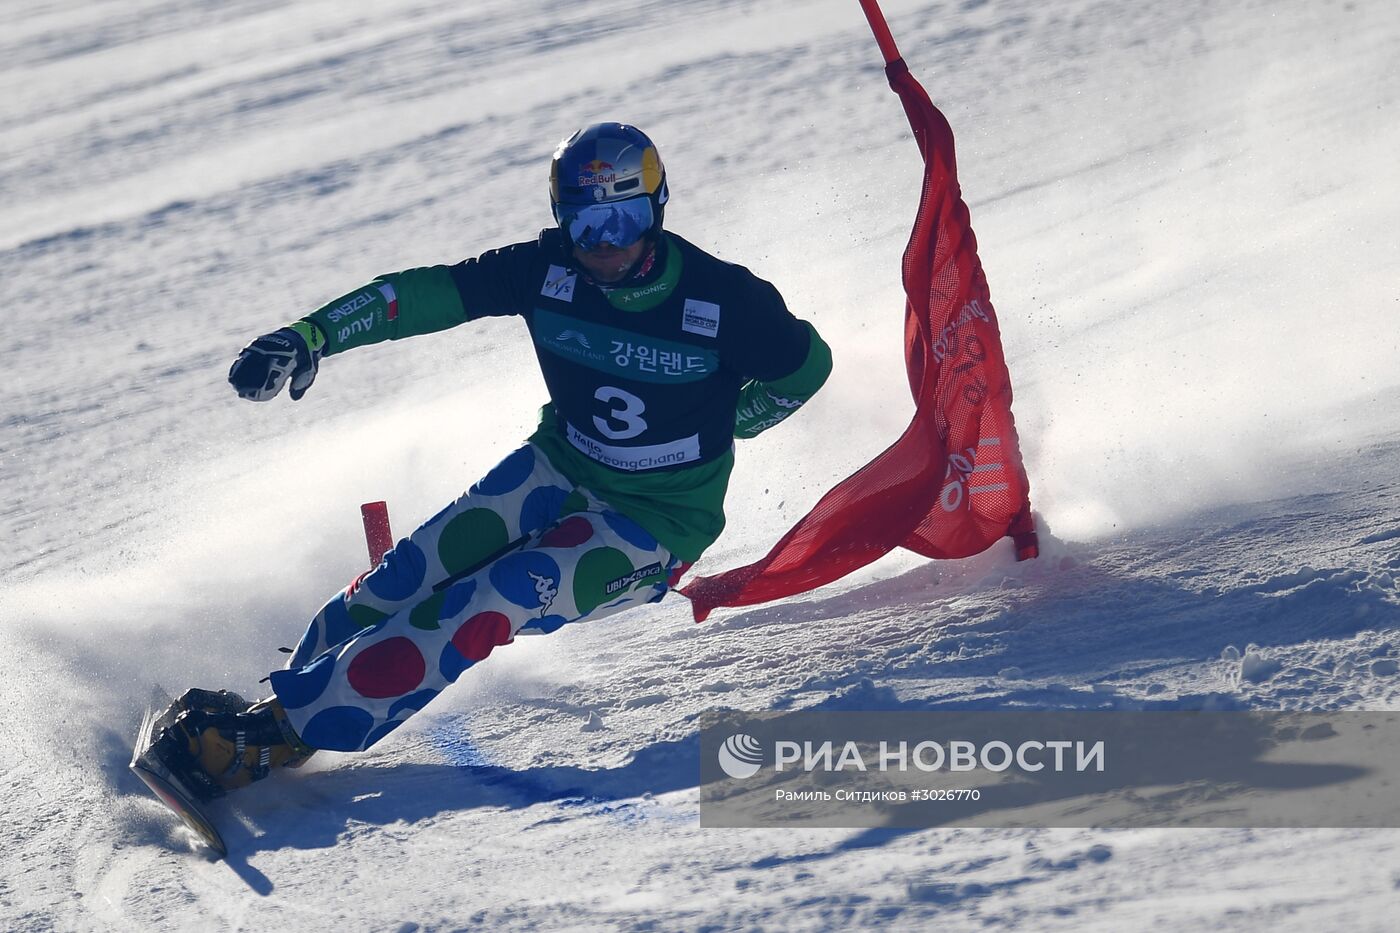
[{"left": 1008, "top": 506, "right": 1039, "bottom": 562}]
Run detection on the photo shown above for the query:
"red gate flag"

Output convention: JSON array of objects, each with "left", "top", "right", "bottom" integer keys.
[{"left": 680, "top": 8, "right": 1037, "bottom": 622}]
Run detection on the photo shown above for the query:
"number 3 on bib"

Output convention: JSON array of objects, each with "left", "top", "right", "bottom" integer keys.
[{"left": 593, "top": 386, "right": 648, "bottom": 440}]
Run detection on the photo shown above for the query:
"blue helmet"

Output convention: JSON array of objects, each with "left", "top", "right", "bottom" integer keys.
[{"left": 550, "top": 122, "right": 669, "bottom": 251}]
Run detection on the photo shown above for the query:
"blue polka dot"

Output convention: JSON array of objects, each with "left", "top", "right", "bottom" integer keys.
[
  {"left": 300, "top": 706, "right": 376, "bottom": 752},
  {"left": 439, "top": 642, "right": 472, "bottom": 682},
  {"left": 439, "top": 578, "right": 477, "bottom": 621},
  {"left": 601, "top": 510, "right": 659, "bottom": 551},
  {"left": 532, "top": 614, "right": 570, "bottom": 634},
  {"left": 269, "top": 654, "right": 336, "bottom": 710},
  {"left": 367, "top": 539, "right": 427, "bottom": 601},
  {"left": 333, "top": 617, "right": 388, "bottom": 647},
  {"left": 322, "top": 591, "right": 361, "bottom": 648},
  {"left": 364, "top": 719, "right": 404, "bottom": 748},
  {"left": 520, "top": 485, "right": 570, "bottom": 535},
  {"left": 489, "top": 551, "right": 563, "bottom": 610},
  {"left": 472, "top": 446, "right": 536, "bottom": 496},
  {"left": 287, "top": 617, "right": 321, "bottom": 668},
  {"left": 388, "top": 688, "right": 439, "bottom": 720}
]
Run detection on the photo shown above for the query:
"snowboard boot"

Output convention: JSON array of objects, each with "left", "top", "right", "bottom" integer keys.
[{"left": 151, "top": 688, "right": 315, "bottom": 801}]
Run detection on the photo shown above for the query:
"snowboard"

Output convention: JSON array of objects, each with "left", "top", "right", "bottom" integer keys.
[{"left": 130, "top": 686, "right": 228, "bottom": 858}]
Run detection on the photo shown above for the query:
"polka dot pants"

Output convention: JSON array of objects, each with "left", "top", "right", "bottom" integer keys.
[{"left": 268, "top": 443, "right": 679, "bottom": 752}]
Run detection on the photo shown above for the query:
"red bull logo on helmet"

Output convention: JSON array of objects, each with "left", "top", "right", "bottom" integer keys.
[{"left": 577, "top": 159, "right": 616, "bottom": 185}]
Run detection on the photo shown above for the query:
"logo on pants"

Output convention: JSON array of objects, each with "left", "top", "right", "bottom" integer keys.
[
  {"left": 528, "top": 570, "right": 559, "bottom": 614},
  {"left": 605, "top": 562, "right": 664, "bottom": 596},
  {"left": 490, "top": 552, "right": 564, "bottom": 614}
]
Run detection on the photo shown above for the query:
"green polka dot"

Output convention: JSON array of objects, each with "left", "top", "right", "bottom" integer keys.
[
  {"left": 437, "top": 508, "right": 510, "bottom": 577},
  {"left": 561, "top": 490, "right": 590, "bottom": 516},
  {"left": 573, "top": 546, "right": 638, "bottom": 615},
  {"left": 409, "top": 591, "right": 448, "bottom": 631},
  {"left": 347, "top": 604, "right": 390, "bottom": 630}
]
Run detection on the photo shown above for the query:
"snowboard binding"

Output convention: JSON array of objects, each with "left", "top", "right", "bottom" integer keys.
[{"left": 146, "top": 688, "right": 315, "bottom": 802}]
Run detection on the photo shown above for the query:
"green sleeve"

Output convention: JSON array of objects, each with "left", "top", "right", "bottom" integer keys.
[
  {"left": 734, "top": 321, "right": 832, "bottom": 439},
  {"left": 300, "top": 265, "right": 471, "bottom": 357}
]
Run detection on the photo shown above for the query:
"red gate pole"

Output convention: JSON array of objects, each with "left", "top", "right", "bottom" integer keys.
[
  {"left": 857, "top": 0, "right": 1040, "bottom": 566},
  {"left": 857, "top": 0, "right": 903, "bottom": 65},
  {"left": 360, "top": 501, "right": 394, "bottom": 568}
]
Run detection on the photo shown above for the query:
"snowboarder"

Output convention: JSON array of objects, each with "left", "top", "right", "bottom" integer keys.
[{"left": 151, "top": 122, "right": 832, "bottom": 800}]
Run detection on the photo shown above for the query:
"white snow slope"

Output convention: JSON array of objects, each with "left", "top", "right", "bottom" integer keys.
[{"left": 2, "top": 0, "right": 1399, "bottom": 929}]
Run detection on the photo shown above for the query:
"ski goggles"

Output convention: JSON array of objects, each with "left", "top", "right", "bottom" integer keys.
[{"left": 555, "top": 196, "right": 654, "bottom": 250}]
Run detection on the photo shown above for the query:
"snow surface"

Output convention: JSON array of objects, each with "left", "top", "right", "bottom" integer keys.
[{"left": 2, "top": 0, "right": 1399, "bottom": 929}]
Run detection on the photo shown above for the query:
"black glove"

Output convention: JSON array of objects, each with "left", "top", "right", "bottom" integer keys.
[{"left": 228, "top": 326, "right": 322, "bottom": 401}]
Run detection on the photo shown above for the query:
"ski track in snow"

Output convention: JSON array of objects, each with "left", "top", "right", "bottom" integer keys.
[{"left": 2, "top": 0, "right": 1399, "bottom": 929}]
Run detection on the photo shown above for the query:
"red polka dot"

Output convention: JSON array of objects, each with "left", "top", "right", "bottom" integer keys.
[
  {"left": 539, "top": 516, "right": 595, "bottom": 549},
  {"left": 348, "top": 637, "right": 426, "bottom": 699},
  {"left": 452, "top": 612, "right": 512, "bottom": 662}
]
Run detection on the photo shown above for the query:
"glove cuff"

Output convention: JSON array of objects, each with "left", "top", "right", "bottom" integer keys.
[{"left": 287, "top": 320, "right": 327, "bottom": 356}]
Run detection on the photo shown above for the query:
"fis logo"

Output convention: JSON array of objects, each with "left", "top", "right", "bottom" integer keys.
[
  {"left": 718, "top": 734, "right": 764, "bottom": 779},
  {"left": 682, "top": 299, "right": 721, "bottom": 338},
  {"left": 542, "top": 265, "right": 577, "bottom": 302}
]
